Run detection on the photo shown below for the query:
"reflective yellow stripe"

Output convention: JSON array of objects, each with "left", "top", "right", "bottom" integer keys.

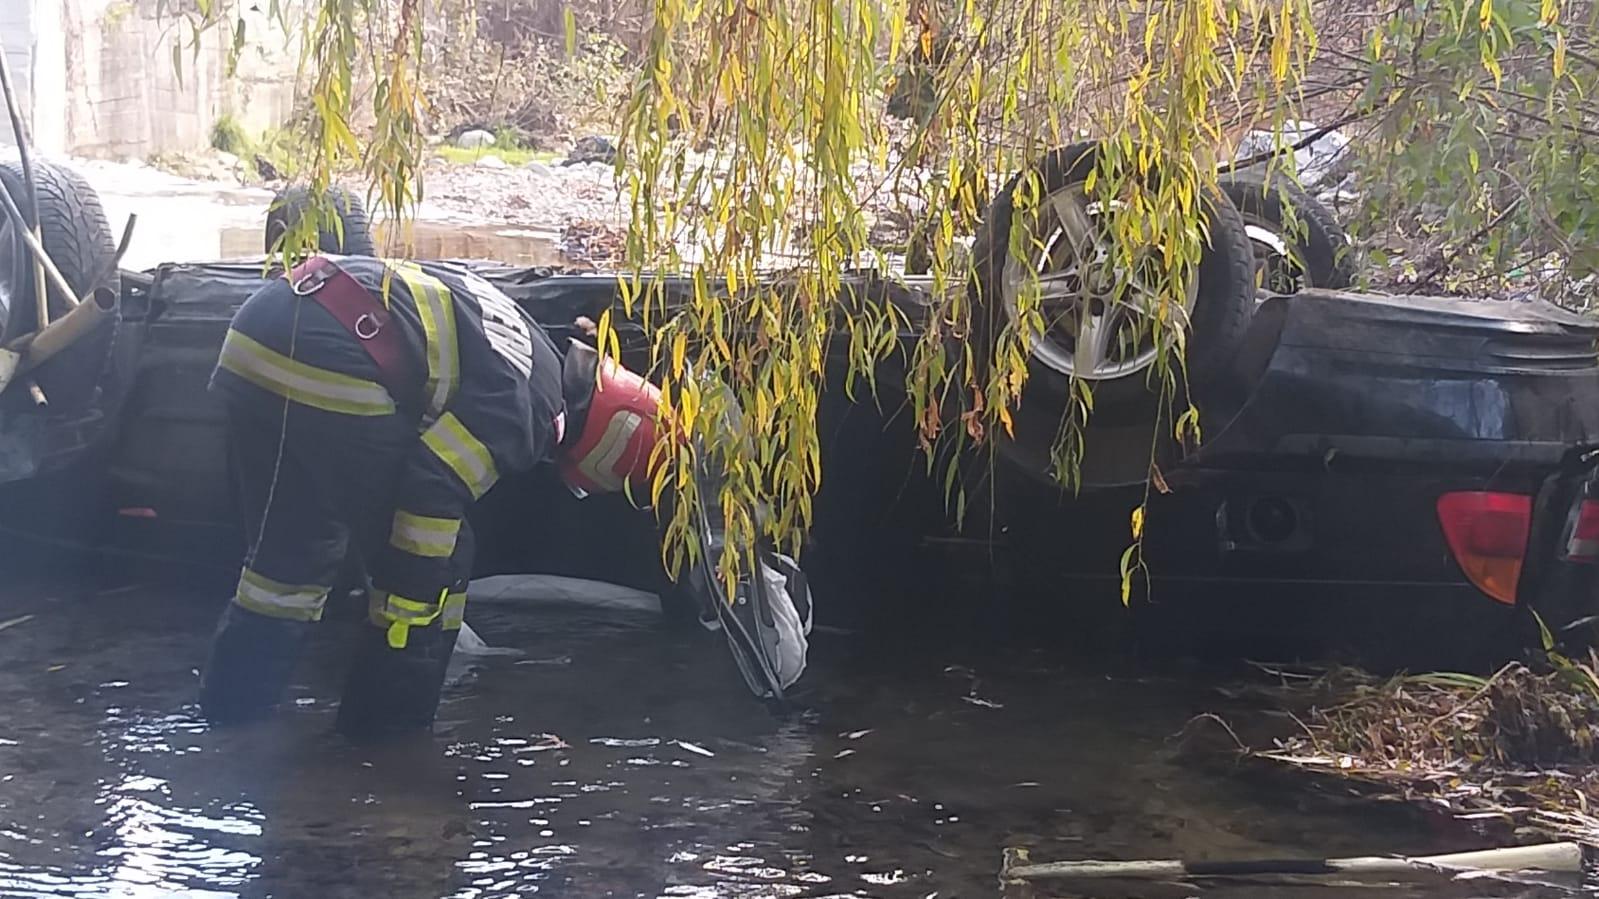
[
  {"left": 420, "top": 412, "right": 499, "bottom": 498},
  {"left": 367, "top": 588, "right": 448, "bottom": 649},
  {"left": 441, "top": 591, "right": 466, "bottom": 630},
  {"left": 387, "top": 261, "right": 458, "bottom": 420},
  {"left": 217, "top": 329, "right": 396, "bottom": 416},
  {"left": 234, "top": 568, "right": 329, "bottom": 622},
  {"left": 390, "top": 510, "right": 461, "bottom": 559},
  {"left": 576, "top": 410, "right": 644, "bottom": 493}
]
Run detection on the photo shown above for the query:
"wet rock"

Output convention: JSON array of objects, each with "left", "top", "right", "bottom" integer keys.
[
  {"left": 563, "top": 135, "right": 617, "bottom": 167},
  {"left": 1234, "top": 120, "right": 1352, "bottom": 189},
  {"left": 253, "top": 154, "right": 281, "bottom": 181},
  {"left": 475, "top": 155, "right": 509, "bottom": 170},
  {"left": 145, "top": 149, "right": 248, "bottom": 185},
  {"left": 456, "top": 129, "right": 497, "bottom": 150},
  {"left": 560, "top": 219, "right": 625, "bottom": 266}
]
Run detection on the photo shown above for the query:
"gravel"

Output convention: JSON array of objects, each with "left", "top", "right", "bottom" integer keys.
[{"left": 419, "top": 158, "right": 623, "bottom": 229}]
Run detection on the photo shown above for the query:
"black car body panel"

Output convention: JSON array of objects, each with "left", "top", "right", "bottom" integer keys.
[
  {"left": 1204, "top": 290, "right": 1599, "bottom": 469},
  {"left": 968, "top": 289, "right": 1599, "bottom": 663}
]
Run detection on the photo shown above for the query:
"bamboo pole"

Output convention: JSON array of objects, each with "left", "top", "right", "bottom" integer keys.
[
  {"left": 0, "top": 207, "right": 133, "bottom": 396},
  {"left": 0, "top": 287, "right": 114, "bottom": 395},
  {"left": 0, "top": 39, "right": 49, "bottom": 330},
  {"left": 1002, "top": 841, "right": 1586, "bottom": 883}
]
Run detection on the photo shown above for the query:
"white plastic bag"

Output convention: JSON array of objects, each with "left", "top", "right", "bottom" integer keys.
[{"left": 756, "top": 552, "right": 813, "bottom": 690}]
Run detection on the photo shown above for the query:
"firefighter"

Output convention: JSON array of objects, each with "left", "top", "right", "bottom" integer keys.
[{"left": 198, "top": 253, "right": 664, "bottom": 739}]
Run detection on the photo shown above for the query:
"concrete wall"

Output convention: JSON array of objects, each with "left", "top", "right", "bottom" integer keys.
[
  {"left": 1, "top": 0, "right": 302, "bottom": 159},
  {"left": 0, "top": 1, "right": 37, "bottom": 147}
]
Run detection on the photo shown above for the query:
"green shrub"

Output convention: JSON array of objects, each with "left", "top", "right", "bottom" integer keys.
[{"left": 209, "top": 114, "right": 253, "bottom": 155}]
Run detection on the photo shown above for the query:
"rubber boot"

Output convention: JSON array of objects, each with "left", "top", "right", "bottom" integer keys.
[
  {"left": 336, "top": 623, "right": 457, "bottom": 742},
  {"left": 199, "top": 603, "right": 312, "bottom": 725}
]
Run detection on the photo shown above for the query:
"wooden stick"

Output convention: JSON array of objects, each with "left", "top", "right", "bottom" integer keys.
[
  {"left": 0, "top": 39, "right": 48, "bottom": 329},
  {"left": 1003, "top": 841, "right": 1585, "bottom": 883}
]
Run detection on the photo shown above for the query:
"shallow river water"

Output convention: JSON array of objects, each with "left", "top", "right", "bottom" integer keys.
[{"left": 0, "top": 577, "right": 1583, "bottom": 899}]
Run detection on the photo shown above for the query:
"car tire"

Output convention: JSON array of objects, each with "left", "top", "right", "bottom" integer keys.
[
  {"left": 969, "top": 142, "right": 1257, "bottom": 488},
  {"left": 0, "top": 158, "right": 121, "bottom": 410},
  {"left": 263, "top": 185, "right": 378, "bottom": 256},
  {"left": 1219, "top": 169, "right": 1353, "bottom": 292},
  {"left": 0, "top": 159, "right": 121, "bottom": 323}
]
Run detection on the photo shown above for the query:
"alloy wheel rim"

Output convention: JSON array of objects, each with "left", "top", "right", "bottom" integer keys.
[{"left": 1000, "top": 183, "right": 1198, "bottom": 380}]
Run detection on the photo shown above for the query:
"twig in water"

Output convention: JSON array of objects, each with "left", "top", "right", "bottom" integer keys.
[
  {"left": 1178, "top": 712, "right": 1248, "bottom": 751},
  {"left": 0, "top": 614, "right": 35, "bottom": 633}
]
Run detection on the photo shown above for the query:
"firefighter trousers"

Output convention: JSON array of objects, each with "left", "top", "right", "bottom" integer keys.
[{"left": 198, "top": 391, "right": 475, "bottom": 738}]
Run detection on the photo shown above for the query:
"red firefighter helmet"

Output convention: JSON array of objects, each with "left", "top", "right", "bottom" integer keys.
[{"left": 558, "top": 339, "right": 667, "bottom": 499}]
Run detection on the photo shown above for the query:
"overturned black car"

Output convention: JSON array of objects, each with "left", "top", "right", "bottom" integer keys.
[{"left": 3, "top": 147, "right": 1598, "bottom": 669}]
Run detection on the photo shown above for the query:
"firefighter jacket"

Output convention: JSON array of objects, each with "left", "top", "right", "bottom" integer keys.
[{"left": 211, "top": 255, "right": 566, "bottom": 646}]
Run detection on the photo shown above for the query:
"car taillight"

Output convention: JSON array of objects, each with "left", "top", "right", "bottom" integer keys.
[
  {"left": 1561, "top": 499, "right": 1599, "bottom": 563},
  {"left": 1436, "top": 491, "right": 1532, "bottom": 605}
]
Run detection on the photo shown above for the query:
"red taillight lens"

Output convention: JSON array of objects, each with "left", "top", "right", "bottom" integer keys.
[
  {"left": 1562, "top": 499, "right": 1599, "bottom": 563},
  {"left": 1436, "top": 491, "right": 1532, "bottom": 605}
]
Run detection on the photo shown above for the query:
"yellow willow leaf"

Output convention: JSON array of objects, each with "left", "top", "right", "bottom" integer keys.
[
  {"left": 672, "top": 331, "right": 687, "bottom": 375},
  {"left": 650, "top": 462, "right": 670, "bottom": 512},
  {"left": 1540, "top": 0, "right": 1558, "bottom": 25},
  {"left": 1482, "top": 44, "right": 1503, "bottom": 86},
  {"left": 1554, "top": 31, "right": 1567, "bottom": 78},
  {"left": 680, "top": 383, "right": 700, "bottom": 433},
  {"left": 1478, "top": 0, "right": 1494, "bottom": 31},
  {"left": 657, "top": 372, "right": 676, "bottom": 417},
  {"left": 997, "top": 402, "right": 1014, "bottom": 438},
  {"left": 1131, "top": 503, "right": 1145, "bottom": 539}
]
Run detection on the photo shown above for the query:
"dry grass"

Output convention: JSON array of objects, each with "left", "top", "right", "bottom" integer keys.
[{"left": 1254, "top": 655, "right": 1599, "bottom": 843}]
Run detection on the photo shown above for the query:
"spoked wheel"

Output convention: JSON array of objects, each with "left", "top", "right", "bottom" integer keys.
[
  {"left": 1219, "top": 169, "right": 1353, "bottom": 294},
  {"left": 999, "top": 182, "right": 1200, "bottom": 382},
  {"left": 264, "top": 185, "right": 377, "bottom": 257},
  {"left": 970, "top": 142, "right": 1257, "bottom": 488},
  {"left": 1244, "top": 220, "right": 1303, "bottom": 294}
]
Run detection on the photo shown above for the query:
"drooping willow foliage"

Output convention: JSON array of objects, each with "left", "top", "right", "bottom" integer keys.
[
  {"left": 1347, "top": 0, "right": 1599, "bottom": 300},
  {"left": 613, "top": 0, "right": 1316, "bottom": 596},
  {"left": 161, "top": 0, "right": 1583, "bottom": 598}
]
